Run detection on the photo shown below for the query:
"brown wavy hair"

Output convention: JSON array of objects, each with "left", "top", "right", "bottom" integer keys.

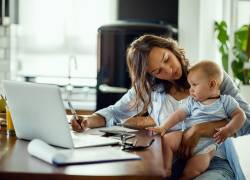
[{"left": 126, "top": 34, "right": 190, "bottom": 114}]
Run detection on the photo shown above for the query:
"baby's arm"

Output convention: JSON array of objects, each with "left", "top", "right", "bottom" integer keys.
[
  {"left": 214, "top": 107, "right": 245, "bottom": 143},
  {"left": 147, "top": 108, "right": 187, "bottom": 136}
]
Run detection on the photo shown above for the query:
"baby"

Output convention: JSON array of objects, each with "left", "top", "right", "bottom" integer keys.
[{"left": 147, "top": 60, "right": 245, "bottom": 179}]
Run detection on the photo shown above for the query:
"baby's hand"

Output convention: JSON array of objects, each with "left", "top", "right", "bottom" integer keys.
[
  {"left": 213, "top": 126, "right": 231, "bottom": 144},
  {"left": 146, "top": 126, "right": 166, "bottom": 136}
]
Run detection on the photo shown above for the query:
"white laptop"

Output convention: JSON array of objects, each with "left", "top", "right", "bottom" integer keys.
[{"left": 3, "top": 80, "right": 120, "bottom": 148}]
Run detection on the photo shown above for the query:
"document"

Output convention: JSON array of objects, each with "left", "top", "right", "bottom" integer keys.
[
  {"left": 28, "top": 139, "right": 141, "bottom": 166},
  {"left": 80, "top": 126, "right": 138, "bottom": 136}
]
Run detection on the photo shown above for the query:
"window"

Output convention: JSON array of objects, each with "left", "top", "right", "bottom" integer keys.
[
  {"left": 15, "top": 0, "right": 117, "bottom": 110},
  {"left": 17, "top": 0, "right": 117, "bottom": 87}
]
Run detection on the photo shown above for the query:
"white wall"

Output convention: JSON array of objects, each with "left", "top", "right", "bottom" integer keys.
[
  {"left": 178, "top": 0, "right": 223, "bottom": 65},
  {"left": 0, "top": 26, "right": 11, "bottom": 94},
  {"left": 237, "top": 1, "right": 250, "bottom": 28},
  {"left": 0, "top": 25, "right": 17, "bottom": 95},
  {"left": 178, "top": 0, "right": 200, "bottom": 63}
]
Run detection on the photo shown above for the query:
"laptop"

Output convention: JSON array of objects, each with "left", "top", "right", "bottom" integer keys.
[{"left": 3, "top": 80, "right": 120, "bottom": 148}]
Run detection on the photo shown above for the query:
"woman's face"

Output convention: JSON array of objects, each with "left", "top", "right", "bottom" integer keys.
[{"left": 147, "top": 47, "right": 183, "bottom": 81}]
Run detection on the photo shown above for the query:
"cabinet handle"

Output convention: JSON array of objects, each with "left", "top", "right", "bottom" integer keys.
[{"left": 98, "top": 84, "right": 128, "bottom": 93}]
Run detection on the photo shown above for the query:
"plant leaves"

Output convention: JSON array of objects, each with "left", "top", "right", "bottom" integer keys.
[{"left": 215, "top": 20, "right": 249, "bottom": 83}]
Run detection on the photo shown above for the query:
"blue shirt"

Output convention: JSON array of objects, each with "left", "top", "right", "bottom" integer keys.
[
  {"left": 96, "top": 72, "right": 249, "bottom": 180},
  {"left": 182, "top": 95, "right": 239, "bottom": 129}
]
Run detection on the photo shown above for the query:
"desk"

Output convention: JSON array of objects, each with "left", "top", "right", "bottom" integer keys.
[{"left": 0, "top": 130, "right": 165, "bottom": 180}]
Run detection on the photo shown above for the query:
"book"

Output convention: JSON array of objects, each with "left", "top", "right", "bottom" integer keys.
[{"left": 27, "top": 139, "right": 141, "bottom": 166}]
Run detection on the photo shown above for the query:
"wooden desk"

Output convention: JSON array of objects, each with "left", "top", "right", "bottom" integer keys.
[{"left": 0, "top": 130, "right": 165, "bottom": 180}]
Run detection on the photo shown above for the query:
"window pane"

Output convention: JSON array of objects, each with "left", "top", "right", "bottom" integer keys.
[{"left": 17, "top": 0, "right": 117, "bottom": 86}]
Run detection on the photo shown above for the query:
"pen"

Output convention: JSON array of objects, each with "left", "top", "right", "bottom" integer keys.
[
  {"left": 68, "top": 101, "right": 79, "bottom": 120},
  {"left": 68, "top": 101, "right": 82, "bottom": 129}
]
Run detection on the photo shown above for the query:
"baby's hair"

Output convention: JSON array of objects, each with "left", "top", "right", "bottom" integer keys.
[{"left": 189, "top": 60, "right": 223, "bottom": 86}]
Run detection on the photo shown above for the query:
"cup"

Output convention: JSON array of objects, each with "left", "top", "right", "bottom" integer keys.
[{"left": 6, "top": 106, "right": 15, "bottom": 136}]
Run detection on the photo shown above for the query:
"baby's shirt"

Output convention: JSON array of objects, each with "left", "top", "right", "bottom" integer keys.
[{"left": 181, "top": 95, "right": 239, "bottom": 129}]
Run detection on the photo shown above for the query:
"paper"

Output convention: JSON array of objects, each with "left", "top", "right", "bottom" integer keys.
[
  {"left": 82, "top": 126, "right": 138, "bottom": 136},
  {"left": 28, "top": 139, "right": 141, "bottom": 166},
  {"left": 101, "top": 126, "right": 138, "bottom": 133},
  {"left": 27, "top": 139, "right": 59, "bottom": 164}
]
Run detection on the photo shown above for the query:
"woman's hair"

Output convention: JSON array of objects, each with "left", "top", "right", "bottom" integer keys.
[{"left": 126, "top": 34, "right": 190, "bottom": 114}]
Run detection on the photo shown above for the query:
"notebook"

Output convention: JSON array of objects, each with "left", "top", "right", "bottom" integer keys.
[
  {"left": 3, "top": 80, "right": 120, "bottom": 148},
  {"left": 28, "top": 139, "right": 141, "bottom": 166}
]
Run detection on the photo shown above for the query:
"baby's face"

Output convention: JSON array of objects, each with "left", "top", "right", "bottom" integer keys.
[{"left": 187, "top": 70, "right": 211, "bottom": 101}]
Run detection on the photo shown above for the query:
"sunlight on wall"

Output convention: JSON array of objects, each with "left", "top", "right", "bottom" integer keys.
[
  {"left": 17, "top": 0, "right": 117, "bottom": 85},
  {"left": 237, "top": 1, "right": 250, "bottom": 28}
]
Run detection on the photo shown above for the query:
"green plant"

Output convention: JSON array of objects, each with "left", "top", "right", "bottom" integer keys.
[
  {"left": 214, "top": 21, "right": 249, "bottom": 84},
  {"left": 214, "top": 21, "right": 229, "bottom": 73}
]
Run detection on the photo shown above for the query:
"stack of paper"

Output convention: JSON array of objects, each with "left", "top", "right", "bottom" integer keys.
[{"left": 28, "top": 139, "right": 141, "bottom": 166}]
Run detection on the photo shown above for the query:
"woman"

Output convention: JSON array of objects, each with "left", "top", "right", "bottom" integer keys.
[{"left": 72, "top": 35, "right": 250, "bottom": 179}]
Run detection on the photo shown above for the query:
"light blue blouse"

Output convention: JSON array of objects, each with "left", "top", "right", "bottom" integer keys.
[{"left": 96, "top": 72, "right": 249, "bottom": 180}]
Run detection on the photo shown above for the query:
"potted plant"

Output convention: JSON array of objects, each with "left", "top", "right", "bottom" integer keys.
[{"left": 214, "top": 21, "right": 250, "bottom": 101}]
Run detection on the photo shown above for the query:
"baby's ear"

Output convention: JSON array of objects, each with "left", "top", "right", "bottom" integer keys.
[{"left": 209, "top": 79, "right": 217, "bottom": 88}]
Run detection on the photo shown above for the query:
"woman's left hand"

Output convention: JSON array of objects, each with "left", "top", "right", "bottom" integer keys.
[
  {"left": 178, "top": 126, "right": 200, "bottom": 158},
  {"left": 213, "top": 126, "right": 231, "bottom": 144},
  {"left": 178, "top": 120, "right": 228, "bottom": 158}
]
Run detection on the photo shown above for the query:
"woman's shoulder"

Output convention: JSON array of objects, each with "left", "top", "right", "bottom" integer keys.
[
  {"left": 219, "top": 94, "right": 234, "bottom": 101},
  {"left": 221, "top": 71, "right": 231, "bottom": 89},
  {"left": 219, "top": 94, "right": 239, "bottom": 106},
  {"left": 220, "top": 71, "right": 239, "bottom": 95}
]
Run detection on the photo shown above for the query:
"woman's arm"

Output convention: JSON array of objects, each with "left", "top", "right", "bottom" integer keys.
[
  {"left": 123, "top": 116, "right": 156, "bottom": 129},
  {"left": 95, "top": 88, "right": 142, "bottom": 127},
  {"left": 178, "top": 120, "right": 228, "bottom": 157},
  {"left": 72, "top": 88, "right": 143, "bottom": 131},
  {"left": 71, "top": 113, "right": 106, "bottom": 132},
  {"left": 214, "top": 107, "right": 245, "bottom": 143},
  {"left": 221, "top": 72, "right": 250, "bottom": 136}
]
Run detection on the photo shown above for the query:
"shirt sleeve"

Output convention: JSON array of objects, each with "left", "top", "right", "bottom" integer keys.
[
  {"left": 179, "top": 96, "right": 192, "bottom": 117},
  {"left": 220, "top": 95, "right": 239, "bottom": 118},
  {"left": 221, "top": 72, "right": 250, "bottom": 136},
  {"left": 95, "top": 88, "right": 142, "bottom": 127}
]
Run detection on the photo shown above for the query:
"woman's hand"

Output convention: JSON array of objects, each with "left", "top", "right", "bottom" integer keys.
[
  {"left": 213, "top": 126, "right": 231, "bottom": 144},
  {"left": 71, "top": 113, "right": 106, "bottom": 132},
  {"left": 71, "top": 116, "right": 87, "bottom": 132},
  {"left": 178, "top": 120, "right": 228, "bottom": 158}
]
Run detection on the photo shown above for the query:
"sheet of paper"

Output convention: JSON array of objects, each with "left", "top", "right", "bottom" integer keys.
[
  {"left": 52, "top": 145, "right": 141, "bottom": 166},
  {"left": 82, "top": 126, "right": 138, "bottom": 135},
  {"left": 27, "top": 139, "right": 141, "bottom": 166},
  {"left": 27, "top": 139, "right": 59, "bottom": 164}
]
